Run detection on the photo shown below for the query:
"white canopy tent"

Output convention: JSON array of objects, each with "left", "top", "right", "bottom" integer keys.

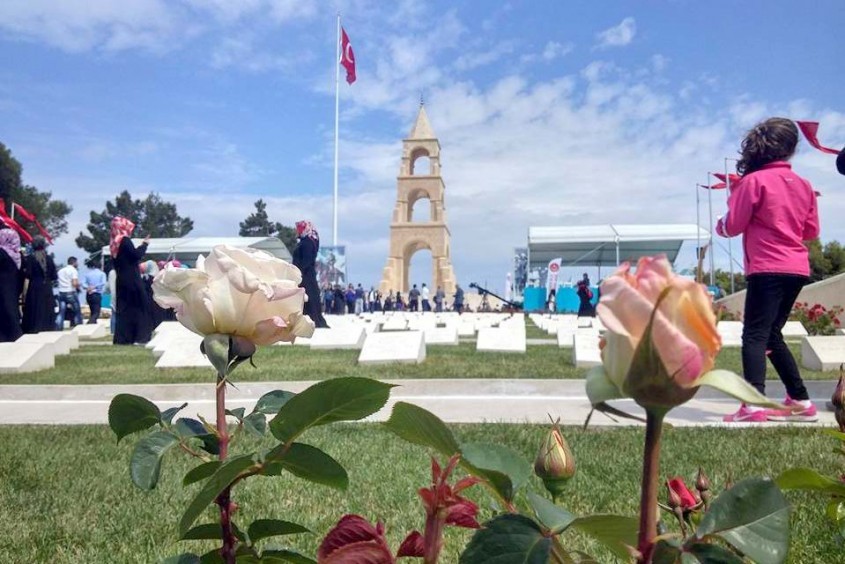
[
  {"left": 101, "top": 236, "right": 292, "bottom": 264},
  {"left": 527, "top": 224, "right": 709, "bottom": 270}
]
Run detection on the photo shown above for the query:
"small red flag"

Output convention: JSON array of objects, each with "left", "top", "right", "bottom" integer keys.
[
  {"left": 340, "top": 27, "right": 356, "bottom": 85},
  {"left": 713, "top": 172, "right": 742, "bottom": 185},
  {"left": 708, "top": 182, "right": 727, "bottom": 190},
  {"left": 0, "top": 199, "right": 33, "bottom": 243},
  {"left": 13, "top": 203, "right": 53, "bottom": 244},
  {"left": 796, "top": 121, "right": 840, "bottom": 155}
]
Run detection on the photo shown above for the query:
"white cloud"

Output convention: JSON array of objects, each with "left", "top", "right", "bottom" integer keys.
[
  {"left": 521, "top": 41, "right": 575, "bottom": 64},
  {"left": 595, "top": 17, "right": 636, "bottom": 49}
]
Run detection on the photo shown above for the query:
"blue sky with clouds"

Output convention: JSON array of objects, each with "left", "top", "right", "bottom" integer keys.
[{"left": 1, "top": 0, "right": 843, "bottom": 290}]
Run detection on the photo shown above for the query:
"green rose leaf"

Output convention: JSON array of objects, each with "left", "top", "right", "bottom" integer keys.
[
  {"left": 109, "top": 393, "right": 161, "bottom": 442},
  {"left": 180, "top": 454, "right": 257, "bottom": 538},
  {"left": 130, "top": 431, "right": 179, "bottom": 490},
  {"left": 182, "top": 523, "right": 222, "bottom": 540},
  {"left": 162, "top": 403, "right": 189, "bottom": 425},
  {"left": 161, "top": 554, "right": 201, "bottom": 564},
  {"left": 683, "top": 543, "right": 744, "bottom": 563},
  {"left": 695, "top": 477, "right": 790, "bottom": 564},
  {"left": 697, "top": 370, "right": 783, "bottom": 408},
  {"left": 198, "top": 548, "right": 225, "bottom": 563},
  {"left": 269, "top": 378, "right": 393, "bottom": 444},
  {"left": 252, "top": 390, "right": 295, "bottom": 415},
  {"left": 174, "top": 418, "right": 208, "bottom": 438},
  {"left": 226, "top": 407, "right": 246, "bottom": 421},
  {"left": 460, "top": 442, "right": 531, "bottom": 504},
  {"left": 243, "top": 413, "right": 267, "bottom": 437},
  {"left": 383, "top": 401, "right": 460, "bottom": 457},
  {"left": 259, "top": 550, "right": 317, "bottom": 564},
  {"left": 527, "top": 491, "right": 576, "bottom": 534},
  {"left": 776, "top": 467, "right": 845, "bottom": 497},
  {"left": 183, "top": 461, "right": 222, "bottom": 486},
  {"left": 264, "top": 443, "right": 348, "bottom": 490},
  {"left": 247, "top": 519, "right": 310, "bottom": 543},
  {"left": 459, "top": 514, "right": 551, "bottom": 563},
  {"left": 568, "top": 514, "right": 639, "bottom": 561}
]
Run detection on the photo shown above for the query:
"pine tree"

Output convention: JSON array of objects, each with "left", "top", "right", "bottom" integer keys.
[{"left": 239, "top": 199, "right": 298, "bottom": 251}]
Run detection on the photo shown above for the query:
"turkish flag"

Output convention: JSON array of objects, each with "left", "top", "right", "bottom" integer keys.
[
  {"left": 796, "top": 121, "right": 840, "bottom": 155},
  {"left": 340, "top": 27, "right": 356, "bottom": 84},
  {"left": 713, "top": 172, "right": 742, "bottom": 185},
  {"left": 13, "top": 203, "right": 53, "bottom": 243},
  {"left": 0, "top": 199, "right": 33, "bottom": 243}
]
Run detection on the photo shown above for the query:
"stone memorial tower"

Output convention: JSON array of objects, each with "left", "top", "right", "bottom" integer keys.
[{"left": 379, "top": 103, "right": 457, "bottom": 294}]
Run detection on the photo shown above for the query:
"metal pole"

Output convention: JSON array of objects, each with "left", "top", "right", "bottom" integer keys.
[
  {"left": 695, "top": 183, "right": 700, "bottom": 279},
  {"left": 724, "top": 159, "right": 734, "bottom": 294},
  {"left": 706, "top": 172, "right": 714, "bottom": 286},
  {"left": 332, "top": 13, "right": 341, "bottom": 247}
]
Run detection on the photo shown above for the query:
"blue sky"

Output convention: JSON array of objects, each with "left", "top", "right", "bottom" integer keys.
[{"left": 1, "top": 0, "right": 843, "bottom": 291}]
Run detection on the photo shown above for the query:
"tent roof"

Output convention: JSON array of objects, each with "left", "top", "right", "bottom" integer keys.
[
  {"left": 528, "top": 223, "right": 709, "bottom": 268},
  {"left": 102, "top": 236, "right": 292, "bottom": 261}
]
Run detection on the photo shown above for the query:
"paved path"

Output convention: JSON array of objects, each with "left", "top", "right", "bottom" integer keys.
[{"left": 0, "top": 379, "right": 837, "bottom": 427}]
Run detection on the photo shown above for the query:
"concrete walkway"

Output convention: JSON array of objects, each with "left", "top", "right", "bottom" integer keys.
[{"left": 0, "top": 379, "right": 837, "bottom": 427}]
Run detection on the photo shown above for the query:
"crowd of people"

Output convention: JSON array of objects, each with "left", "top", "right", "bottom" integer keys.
[
  {"left": 317, "top": 282, "right": 468, "bottom": 315},
  {"left": 0, "top": 217, "right": 178, "bottom": 344}
]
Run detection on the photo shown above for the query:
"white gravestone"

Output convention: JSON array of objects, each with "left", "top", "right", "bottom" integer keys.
[
  {"left": 358, "top": 331, "right": 426, "bottom": 365},
  {"left": 17, "top": 332, "right": 78, "bottom": 356},
  {"left": 381, "top": 317, "right": 408, "bottom": 332},
  {"left": 476, "top": 326, "right": 527, "bottom": 353},
  {"left": 781, "top": 321, "right": 809, "bottom": 339},
  {"left": 0, "top": 343, "right": 55, "bottom": 374},
  {"left": 573, "top": 331, "right": 602, "bottom": 368},
  {"left": 155, "top": 341, "right": 211, "bottom": 368},
  {"left": 801, "top": 336, "right": 845, "bottom": 371},
  {"left": 556, "top": 326, "right": 583, "bottom": 348},
  {"left": 73, "top": 324, "right": 108, "bottom": 340},
  {"left": 457, "top": 322, "right": 476, "bottom": 337},
  {"left": 424, "top": 326, "right": 459, "bottom": 346},
  {"left": 309, "top": 326, "right": 367, "bottom": 350},
  {"left": 717, "top": 321, "right": 743, "bottom": 347}
]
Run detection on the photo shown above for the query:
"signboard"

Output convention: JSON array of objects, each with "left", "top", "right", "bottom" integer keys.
[{"left": 316, "top": 245, "right": 347, "bottom": 288}]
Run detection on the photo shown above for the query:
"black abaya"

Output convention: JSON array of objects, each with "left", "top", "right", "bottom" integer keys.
[
  {"left": 0, "top": 251, "right": 22, "bottom": 342},
  {"left": 21, "top": 254, "right": 57, "bottom": 334},
  {"left": 292, "top": 236, "right": 329, "bottom": 328},
  {"left": 113, "top": 238, "right": 154, "bottom": 344}
]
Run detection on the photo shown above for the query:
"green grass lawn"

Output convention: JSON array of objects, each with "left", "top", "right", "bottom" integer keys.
[
  {"left": 0, "top": 423, "right": 840, "bottom": 563},
  {"left": 0, "top": 335, "right": 827, "bottom": 386}
]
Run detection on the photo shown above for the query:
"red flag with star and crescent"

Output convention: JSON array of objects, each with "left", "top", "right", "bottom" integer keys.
[{"left": 340, "top": 27, "right": 356, "bottom": 84}]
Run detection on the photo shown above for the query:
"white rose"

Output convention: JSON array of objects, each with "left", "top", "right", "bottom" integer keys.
[{"left": 152, "top": 245, "right": 315, "bottom": 345}]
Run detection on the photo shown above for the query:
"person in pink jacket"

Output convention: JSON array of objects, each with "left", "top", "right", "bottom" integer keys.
[{"left": 716, "top": 117, "right": 820, "bottom": 423}]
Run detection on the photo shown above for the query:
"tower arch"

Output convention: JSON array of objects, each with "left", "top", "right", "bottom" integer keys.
[{"left": 380, "top": 103, "right": 457, "bottom": 294}]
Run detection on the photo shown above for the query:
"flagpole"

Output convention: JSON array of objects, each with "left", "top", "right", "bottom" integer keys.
[
  {"left": 333, "top": 12, "right": 341, "bottom": 247},
  {"left": 706, "top": 172, "right": 714, "bottom": 287},
  {"left": 695, "top": 183, "right": 700, "bottom": 279},
  {"left": 724, "top": 159, "right": 735, "bottom": 294}
]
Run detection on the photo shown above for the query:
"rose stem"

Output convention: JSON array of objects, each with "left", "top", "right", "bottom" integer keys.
[
  {"left": 215, "top": 374, "right": 236, "bottom": 564},
  {"left": 637, "top": 410, "right": 665, "bottom": 563}
]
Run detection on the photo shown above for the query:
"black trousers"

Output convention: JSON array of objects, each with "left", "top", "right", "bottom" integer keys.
[
  {"left": 742, "top": 274, "right": 809, "bottom": 400},
  {"left": 87, "top": 292, "right": 102, "bottom": 323}
]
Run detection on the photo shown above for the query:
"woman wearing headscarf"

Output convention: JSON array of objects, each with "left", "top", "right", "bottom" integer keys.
[
  {"left": 0, "top": 227, "right": 23, "bottom": 342},
  {"left": 292, "top": 220, "right": 329, "bottom": 328},
  {"left": 110, "top": 217, "right": 153, "bottom": 344},
  {"left": 21, "top": 235, "right": 57, "bottom": 333},
  {"left": 142, "top": 259, "right": 168, "bottom": 328}
]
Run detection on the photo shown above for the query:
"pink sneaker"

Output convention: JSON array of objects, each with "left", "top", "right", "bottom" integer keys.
[
  {"left": 723, "top": 404, "right": 769, "bottom": 423},
  {"left": 767, "top": 397, "right": 818, "bottom": 422}
]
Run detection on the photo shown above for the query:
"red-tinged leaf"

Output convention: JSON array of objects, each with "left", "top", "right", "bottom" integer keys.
[
  {"left": 453, "top": 476, "right": 483, "bottom": 494},
  {"left": 318, "top": 515, "right": 394, "bottom": 563},
  {"left": 418, "top": 488, "right": 437, "bottom": 514},
  {"left": 430, "top": 457, "right": 441, "bottom": 484},
  {"left": 396, "top": 531, "right": 424, "bottom": 558},
  {"left": 445, "top": 499, "right": 481, "bottom": 529},
  {"left": 443, "top": 454, "right": 461, "bottom": 478},
  {"left": 319, "top": 542, "right": 395, "bottom": 564}
]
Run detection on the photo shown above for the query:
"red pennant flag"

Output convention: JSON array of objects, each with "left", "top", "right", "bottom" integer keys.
[
  {"left": 13, "top": 203, "right": 53, "bottom": 244},
  {"left": 708, "top": 182, "right": 727, "bottom": 190},
  {"left": 713, "top": 172, "right": 742, "bottom": 185},
  {"left": 340, "top": 27, "right": 356, "bottom": 85},
  {"left": 796, "top": 121, "right": 840, "bottom": 155},
  {"left": 0, "top": 199, "right": 33, "bottom": 243}
]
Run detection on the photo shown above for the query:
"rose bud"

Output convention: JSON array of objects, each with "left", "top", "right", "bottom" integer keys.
[
  {"left": 534, "top": 420, "right": 576, "bottom": 501},
  {"left": 832, "top": 369, "right": 845, "bottom": 433}
]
